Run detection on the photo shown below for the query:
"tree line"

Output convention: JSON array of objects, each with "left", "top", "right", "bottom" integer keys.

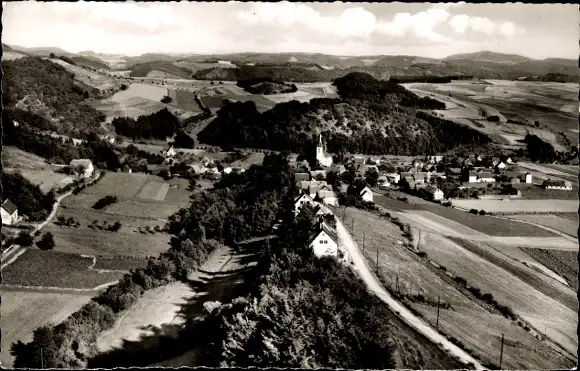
[{"left": 2, "top": 171, "right": 56, "bottom": 222}]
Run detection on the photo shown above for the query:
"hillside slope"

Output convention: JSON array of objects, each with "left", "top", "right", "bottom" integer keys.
[
  {"left": 69, "top": 55, "right": 110, "bottom": 70},
  {"left": 129, "top": 61, "right": 192, "bottom": 78},
  {"left": 2, "top": 57, "right": 106, "bottom": 136},
  {"left": 198, "top": 73, "right": 491, "bottom": 155}
]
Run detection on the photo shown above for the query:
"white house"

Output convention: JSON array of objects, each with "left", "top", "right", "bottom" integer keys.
[
  {"left": 423, "top": 185, "right": 444, "bottom": 201},
  {"left": 385, "top": 173, "right": 401, "bottom": 184},
  {"left": 377, "top": 176, "right": 390, "bottom": 189},
  {"left": 428, "top": 155, "right": 444, "bottom": 164},
  {"left": 316, "top": 134, "right": 333, "bottom": 167},
  {"left": 478, "top": 171, "right": 495, "bottom": 183},
  {"left": 1, "top": 199, "right": 19, "bottom": 226},
  {"left": 524, "top": 172, "right": 532, "bottom": 184},
  {"left": 222, "top": 167, "right": 233, "bottom": 174},
  {"left": 505, "top": 157, "right": 513, "bottom": 164},
  {"left": 294, "top": 192, "right": 316, "bottom": 215},
  {"left": 70, "top": 159, "right": 94, "bottom": 178},
  {"left": 163, "top": 145, "right": 177, "bottom": 157},
  {"left": 360, "top": 186, "right": 374, "bottom": 203},
  {"left": 190, "top": 164, "right": 208, "bottom": 174},
  {"left": 496, "top": 161, "right": 507, "bottom": 170},
  {"left": 309, "top": 221, "right": 339, "bottom": 258}
]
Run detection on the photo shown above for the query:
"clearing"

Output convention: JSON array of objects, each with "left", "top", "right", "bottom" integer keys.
[{"left": 0, "top": 289, "right": 93, "bottom": 367}]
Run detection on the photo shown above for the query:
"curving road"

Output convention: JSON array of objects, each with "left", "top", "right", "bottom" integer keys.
[{"left": 323, "top": 204, "right": 485, "bottom": 369}]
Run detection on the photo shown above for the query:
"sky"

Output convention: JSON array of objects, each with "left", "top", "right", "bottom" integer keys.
[{"left": 2, "top": 2, "right": 578, "bottom": 59}]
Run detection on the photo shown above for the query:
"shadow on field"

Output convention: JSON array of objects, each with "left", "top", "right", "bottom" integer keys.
[{"left": 88, "top": 240, "right": 266, "bottom": 368}]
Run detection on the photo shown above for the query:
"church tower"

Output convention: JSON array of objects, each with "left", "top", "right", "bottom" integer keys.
[{"left": 316, "top": 133, "right": 333, "bottom": 167}]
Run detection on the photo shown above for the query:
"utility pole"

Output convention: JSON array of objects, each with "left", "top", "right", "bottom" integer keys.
[
  {"left": 396, "top": 267, "right": 400, "bottom": 294},
  {"left": 499, "top": 333, "right": 504, "bottom": 370},
  {"left": 375, "top": 247, "right": 379, "bottom": 274},
  {"left": 40, "top": 348, "right": 44, "bottom": 369},
  {"left": 362, "top": 232, "right": 365, "bottom": 252},
  {"left": 436, "top": 294, "right": 440, "bottom": 330}
]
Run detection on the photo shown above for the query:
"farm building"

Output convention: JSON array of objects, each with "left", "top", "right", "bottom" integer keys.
[
  {"left": 316, "top": 134, "right": 333, "bottom": 167},
  {"left": 385, "top": 173, "right": 401, "bottom": 184},
  {"left": 477, "top": 171, "right": 495, "bottom": 183},
  {"left": 359, "top": 186, "right": 374, "bottom": 203},
  {"left": 524, "top": 172, "right": 532, "bottom": 184},
  {"left": 294, "top": 192, "right": 316, "bottom": 215},
  {"left": 162, "top": 145, "right": 177, "bottom": 157},
  {"left": 421, "top": 185, "right": 444, "bottom": 201},
  {"left": 367, "top": 156, "right": 382, "bottom": 165},
  {"left": 1, "top": 199, "right": 19, "bottom": 226},
  {"left": 316, "top": 185, "right": 338, "bottom": 206},
  {"left": 496, "top": 162, "right": 507, "bottom": 170},
  {"left": 378, "top": 176, "right": 390, "bottom": 189},
  {"left": 70, "top": 159, "right": 94, "bottom": 178},
  {"left": 543, "top": 180, "right": 572, "bottom": 190},
  {"left": 309, "top": 217, "right": 339, "bottom": 259},
  {"left": 310, "top": 170, "right": 327, "bottom": 180}
]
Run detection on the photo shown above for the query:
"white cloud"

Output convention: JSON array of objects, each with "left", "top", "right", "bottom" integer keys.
[
  {"left": 500, "top": 21, "right": 517, "bottom": 36},
  {"left": 376, "top": 8, "right": 452, "bottom": 43},
  {"left": 449, "top": 14, "right": 496, "bottom": 34}
]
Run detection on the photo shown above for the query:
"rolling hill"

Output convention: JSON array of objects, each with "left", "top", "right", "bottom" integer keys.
[
  {"left": 69, "top": 55, "right": 110, "bottom": 70},
  {"left": 128, "top": 61, "right": 193, "bottom": 78}
]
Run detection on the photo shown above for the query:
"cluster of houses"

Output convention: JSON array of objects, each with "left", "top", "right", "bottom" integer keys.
[{"left": 155, "top": 145, "right": 246, "bottom": 179}]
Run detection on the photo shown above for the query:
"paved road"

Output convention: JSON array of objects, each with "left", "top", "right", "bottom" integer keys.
[{"left": 324, "top": 204, "right": 485, "bottom": 369}]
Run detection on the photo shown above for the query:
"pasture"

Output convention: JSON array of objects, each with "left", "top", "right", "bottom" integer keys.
[
  {"left": 46, "top": 173, "right": 191, "bottom": 258},
  {"left": 418, "top": 232, "right": 578, "bottom": 357},
  {"left": 167, "top": 89, "right": 203, "bottom": 113},
  {"left": 521, "top": 249, "right": 579, "bottom": 291},
  {"left": 2, "top": 146, "right": 74, "bottom": 193},
  {"left": 451, "top": 199, "right": 578, "bottom": 214},
  {"left": 91, "top": 83, "right": 168, "bottom": 120},
  {"left": 344, "top": 207, "right": 573, "bottom": 369},
  {"left": 509, "top": 214, "right": 577, "bottom": 237},
  {"left": 1, "top": 250, "right": 124, "bottom": 289},
  {"left": 0, "top": 290, "right": 93, "bottom": 367},
  {"left": 50, "top": 58, "right": 118, "bottom": 91},
  {"left": 374, "top": 194, "right": 557, "bottom": 237}
]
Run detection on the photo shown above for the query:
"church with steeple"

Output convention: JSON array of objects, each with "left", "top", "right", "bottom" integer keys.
[{"left": 316, "top": 133, "right": 333, "bottom": 167}]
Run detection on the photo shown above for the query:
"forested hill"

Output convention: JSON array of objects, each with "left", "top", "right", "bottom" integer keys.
[
  {"left": 198, "top": 73, "right": 492, "bottom": 156},
  {"left": 2, "top": 57, "right": 106, "bottom": 136}
]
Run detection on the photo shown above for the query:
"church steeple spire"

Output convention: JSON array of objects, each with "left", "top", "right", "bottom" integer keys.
[{"left": 318, "top": 133, "right": 323, "bottom": 148}]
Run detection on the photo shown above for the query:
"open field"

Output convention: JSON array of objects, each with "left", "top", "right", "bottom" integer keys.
[
  {"left": 520, "top": 249, "right": 579, "bottom": 291},
  {"left": 344, "top": 207, "right": 574, "bottom": 369},
  {"left": 138, "top": 181, "right": 169, "bottom": 201},
  {"left": 168, "top": 89, "right": 203, "bottom": 113},
  {"left": 516, "top": 184, "right": 578, "bottom": 200},
  {"left": 541, "top": 164, "right": 579, "bottom": 176},
  {"left": 2, "top": 146, "right": 74, "bottom": 193},
  {"left": 1, "top": 249, "right": 124, "bottom": 289},
  {"left": 229, "top": 152, "right": 265, "bottom": 168},
  {"left": 509, "top": 214, "right": 578, "bottom": 237},
  {"left": 418, "top": 232, "right": 577, "bottom": 356},
  {"left": 90, "top": 83, "right": 169, "bottom": 120},
  {"left": 374, "top": 194, "right": 557, "bottom": 237},
  {"left": 451, "top": 199, "right": 577, "bottom": 214},
  {"left": 0, "top": 290, "right": 93, "bottom": 367},
  {"left": 405, "top": 80, "right": 578, "bottom": 148},
  {"left": 93, "top": 256, "right": 149, "bottom": 271}
]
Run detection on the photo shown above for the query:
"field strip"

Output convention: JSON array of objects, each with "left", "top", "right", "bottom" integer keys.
[
  {"left": 488, "top": 214, "right": 578, "bottom": 241},
  {"left": 0, "top": 283, "right": 112, "bottom": 294}
]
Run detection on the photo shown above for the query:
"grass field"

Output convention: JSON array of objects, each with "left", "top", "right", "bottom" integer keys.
[
  {"left": 91, "top": 83, "right": 169, "bottom": 120},
  {"left": 1, "top": 250, "right": 124, "bottom": 289},
  {"left": 374, "top": 194, "right": 557, "bottom": 237},
  {"left": 344, "top": 207, "right": 573, "bottom": 369},
  {"left": 0, "top": 290, "right": 93, "bottom": 367},
  {"left": 138, "top": 181, "right": 169, "bottom": 201},
  {"left": 418, "top": 232, "right": 577, "bottom": 356},
  {"left": 509, "top": 214, "right": 578, "bottom": 237},
  {"left": 520, "top": 249, "right": 579, "bottom": 291},
  {"left": 451, "top": 199, "right": 578, "bottom": 214},
  {"left": 50, "top": 58, "right": 118, "bottom": 91},
  {"left": 517, "top": 185, "right": 579, "bottom": 200},
  {"left": 93, "top": 256, "right": 150, "bottom": 271},
  {"left": 2, "top": 146, "right": 74, "bottom": 193}
]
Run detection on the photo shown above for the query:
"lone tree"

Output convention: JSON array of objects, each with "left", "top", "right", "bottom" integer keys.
[
  {"left": 37, "top": 232, "right": 55, "bottom": 250},
  {"left": 16, "top": 231, "right": 34, "bottom": 247}
]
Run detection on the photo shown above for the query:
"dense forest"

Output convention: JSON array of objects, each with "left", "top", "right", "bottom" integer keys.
[
  {"left": 2, "top": 171, "right": 56, "bottom": 221},
  {"left": 523, "top": 134, "right": 559, "bottom": 163},
  {"left": 198, "top": 73, "right": 490, "bottom": 155},
  {"left": 3, "top": 115, "right": 121, "bottom": 170},
  {"left": 111, "top": 108, "right": 179, "bottom": 139},
  {"left": 236, "top": 77, "right": 298, "bottom": 95},
  {"left": 2, "top": 57, "right": 106, "bottom": 136}
]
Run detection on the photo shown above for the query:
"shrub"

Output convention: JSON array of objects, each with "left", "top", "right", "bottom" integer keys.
[
  {"left": 478, "top": 209, "right": 486, "bottom": 215},
  {"left": 469, "top": 209, "right": 478, "bottom": 214},
  {"left": 416, "top": 251, "right": 427, "bottom": 258},
  {"left": 36, "top": 232, "right": 55, "bottom": 251},
  {"left": 16, "top": 231, "right": 34, "bottom": 247},
  {"left": 454, "top": 276, "right": 467, "bottom": 286},
  {"left": 93, "top": 196, "right": 118, "bottom": 210}
]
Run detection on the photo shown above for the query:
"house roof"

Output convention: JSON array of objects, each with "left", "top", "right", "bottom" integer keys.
[
  {"left": 311, "top": 221, "right": 339, "bottom": 246},
  {"left": 468, "top": 171, "right": 477, "bottom": 177},
  {"left": 359, "top": 186, "right": 372, "bottom": 195},
  {"left": 295, "top": 192, "right": 314, "bottom": 204},
  {"left": 317, "top": 190, "right": 336, "bottom": 199},
  {"left": 295, "top": 172, "right": 310, "bottom": 181},
  {"left": 423, "top": 185, "right": 440, "bottom": 194},
  {"left": 478, "top": 172, "right": 493, "bottom": 178},
  {"left": 544, "top": 179, "right": 568, "bottom": 186},
  {"left": 2, "top": 199, "right": 18, "bottom": 215}
]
